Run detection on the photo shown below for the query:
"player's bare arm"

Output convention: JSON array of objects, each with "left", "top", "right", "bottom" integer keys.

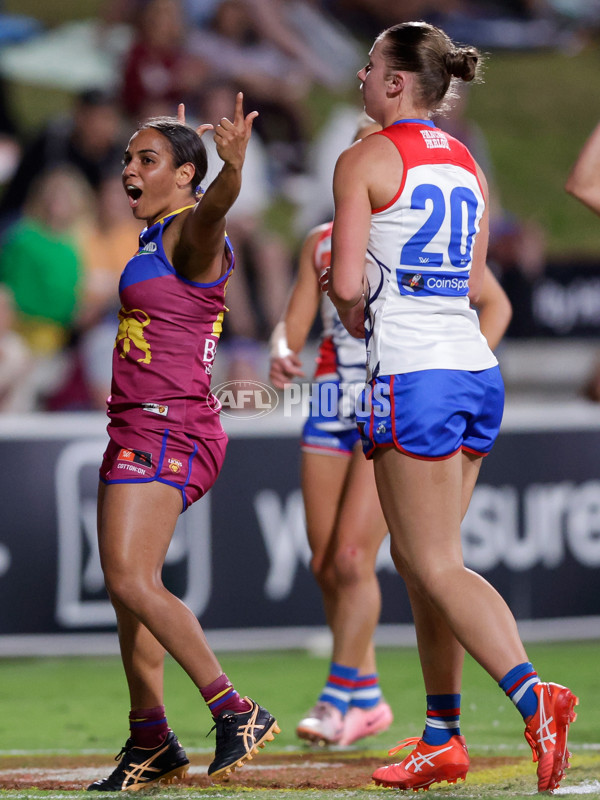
[{"left": 178, "top": 94, "right": 258, "bottom": 280}]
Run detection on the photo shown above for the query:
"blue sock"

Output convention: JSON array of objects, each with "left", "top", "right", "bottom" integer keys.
[
  {"left": 349, "top": 672, "right": 382, "bottom": 709},
  {"left": 318, "top": 662, "right": 359, "bottom": 714},
  {"left": 422, "top": 694, "right": 461, "bottom": 745},
  {"left": 499, "top": 662, "right": 540, "bottom": 720}
]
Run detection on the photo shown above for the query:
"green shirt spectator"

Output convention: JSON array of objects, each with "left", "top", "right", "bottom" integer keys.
[{"left": 0, "top": 166, "right": 92, "bottom": 355}]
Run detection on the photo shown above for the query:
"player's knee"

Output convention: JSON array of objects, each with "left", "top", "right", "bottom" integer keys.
[
  {"left": 333, "top": 544, "right": 370, "bottom": 587},
  {"left": 103, "top": 566, "right": 148, "bottom": 611}
]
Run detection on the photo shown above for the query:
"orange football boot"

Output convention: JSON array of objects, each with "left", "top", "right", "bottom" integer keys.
[
  {"left": 372, "top": 734, "right": 469, "bottom": 791},
  {"left": 524, "top": 682, "right": 578, "bottom": 792}
]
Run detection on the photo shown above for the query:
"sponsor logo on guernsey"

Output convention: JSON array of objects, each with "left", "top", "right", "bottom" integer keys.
[
  {"left": 420, "top": 129, "right": 450, "bottom": 150},
  {"left": 400, "top": 272, "right": 425, "bottom": 293},
  {"left": 117, "top": 448, "right": 153, "bottom": 468},
  {"left": 141, "top": 402, "right": 169, "bottom": 417},
  {"left": 138, "top": 242, "right": 158, "bottom": 254},
  {"left": 397, "top": 270, "right": 469, "bottom": 297}
]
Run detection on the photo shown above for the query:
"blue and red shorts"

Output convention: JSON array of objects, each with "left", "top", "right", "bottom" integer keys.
[
  {"left": 301, "top": 419, "right": 361, "bottom": 457},
  {"left": 301, "top": 379, "right": 361, "bottom": 457},
  {"left": 356, "top": 367, "right": 504, "bottom": 460},
  {"left": 99, "top": 426, "right": 227, "bottom": 511}
]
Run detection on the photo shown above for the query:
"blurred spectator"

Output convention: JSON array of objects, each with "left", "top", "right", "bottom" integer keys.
[
  {"left": 285, "top": 103, "right": 363, "bottom": 235},
  {"left": 328, "top": 0, "right": 576, "bottom": 49},
  {"left": 187, "top": 0, "right": 312, "bottom": 179},
  {"left": 75, "top": 170, "right": 143, "bottom": 409},
  {"left": 0, "top": 166, "right": 101, "bottom": 410},
  {"left": 107, "top": 0, "right": 362, "bottom": 181},
  {"left": 0, "top": 166, "right": 95, "bottom": 357},
  {"left": 232, "top": 0, "right": 361, "bottom": 91},
  {"left": 119, "top": 0, "right": 210, "bottom": 121},
  {"left": 324, "top": 0, "right": 434, "bottom": 39},
  {"left": 0, "top": 285, "right": 33, "bottom": 412},
  {"left": 78, "top": 170, "right": 142, "bottom": 321},
  {"left": 198, "top": 79, "right": 295, "bottom": 380},
  {"left": 0, "top": 88, "right": 125, "bottom": 231},
  {"left": 0, "top": 0, "right": 42, "bottom": 45},
  {"left": 425, "top": 0, "right": 576, "bottom": 50}
]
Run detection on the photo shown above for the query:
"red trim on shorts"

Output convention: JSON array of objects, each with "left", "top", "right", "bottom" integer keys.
[
  {"left": 462, "top": 444, "right": 489, "bottom": 457},
  {"left": 389, "top": 375, "right": 460, "bottom": 461}
]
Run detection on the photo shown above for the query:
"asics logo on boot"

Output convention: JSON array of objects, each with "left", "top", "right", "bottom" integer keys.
[
  {"left": 237, "top": 705, "right": 265, "bottom": 751},
  {"left": 406, "top": 744, "right": 454, "bottom": 774},
  {"left": 536, "top": 690, "right": 556, "bottom": 754},
  {"left": 121, "top": 745, "right": 169, "bottom": 789}
]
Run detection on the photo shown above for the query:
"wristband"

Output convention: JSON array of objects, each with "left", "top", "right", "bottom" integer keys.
[{"left": 269, "top": 321, "right": 293, "bottom": 359}]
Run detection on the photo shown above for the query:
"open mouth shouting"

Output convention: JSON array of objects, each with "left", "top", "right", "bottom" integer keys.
[{"left": 125, "top": 184, "right": 142, "bottom": 208}]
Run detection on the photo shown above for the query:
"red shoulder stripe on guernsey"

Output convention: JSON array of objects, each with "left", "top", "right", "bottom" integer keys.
[
  {"left": 371, "top": 128, "right": 407, "bottom": 214},
  {"left": 371, "top": 121, "right": 481, "bottom": 214}
]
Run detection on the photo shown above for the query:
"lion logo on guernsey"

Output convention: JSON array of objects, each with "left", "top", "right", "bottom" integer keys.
[{"left": 115, "top": 307, "right": 152, "bottom": 364}]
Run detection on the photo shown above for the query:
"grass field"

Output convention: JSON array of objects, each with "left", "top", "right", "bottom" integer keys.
[{"left": 0, "top": 640, "right": 598, "bottom": 797}]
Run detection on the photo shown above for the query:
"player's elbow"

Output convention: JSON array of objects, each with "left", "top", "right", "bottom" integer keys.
[
  {"left": 330, "top": 280, "right": 362, "bottom": 310},
  {"left": 565, "top": 174, "right": 594, "bottom": 204}
]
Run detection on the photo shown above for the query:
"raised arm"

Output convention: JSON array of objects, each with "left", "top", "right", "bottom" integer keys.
[
  {"left": 565, "top": 122, "right": 600, "bottom": 216},
  {"left": 177, "top": 93, "right": 258, "bottom": 280}
]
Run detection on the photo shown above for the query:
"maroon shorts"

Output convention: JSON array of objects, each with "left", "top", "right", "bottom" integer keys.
[{"left": 99, "top": 426, "right": 227, "bottom": 511}]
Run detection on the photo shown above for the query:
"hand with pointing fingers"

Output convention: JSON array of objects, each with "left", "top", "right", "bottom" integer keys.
[
  {"left": 177, "top": 93, "right": 258, "bottom": 171},
  {"left": 213, "top": 91, "right": 259, "bottom": 170}
]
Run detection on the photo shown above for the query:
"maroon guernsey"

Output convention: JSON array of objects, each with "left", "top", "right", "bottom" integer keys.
[{"left": 108, "top": 206, "right": 231, "bottom": 439}]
